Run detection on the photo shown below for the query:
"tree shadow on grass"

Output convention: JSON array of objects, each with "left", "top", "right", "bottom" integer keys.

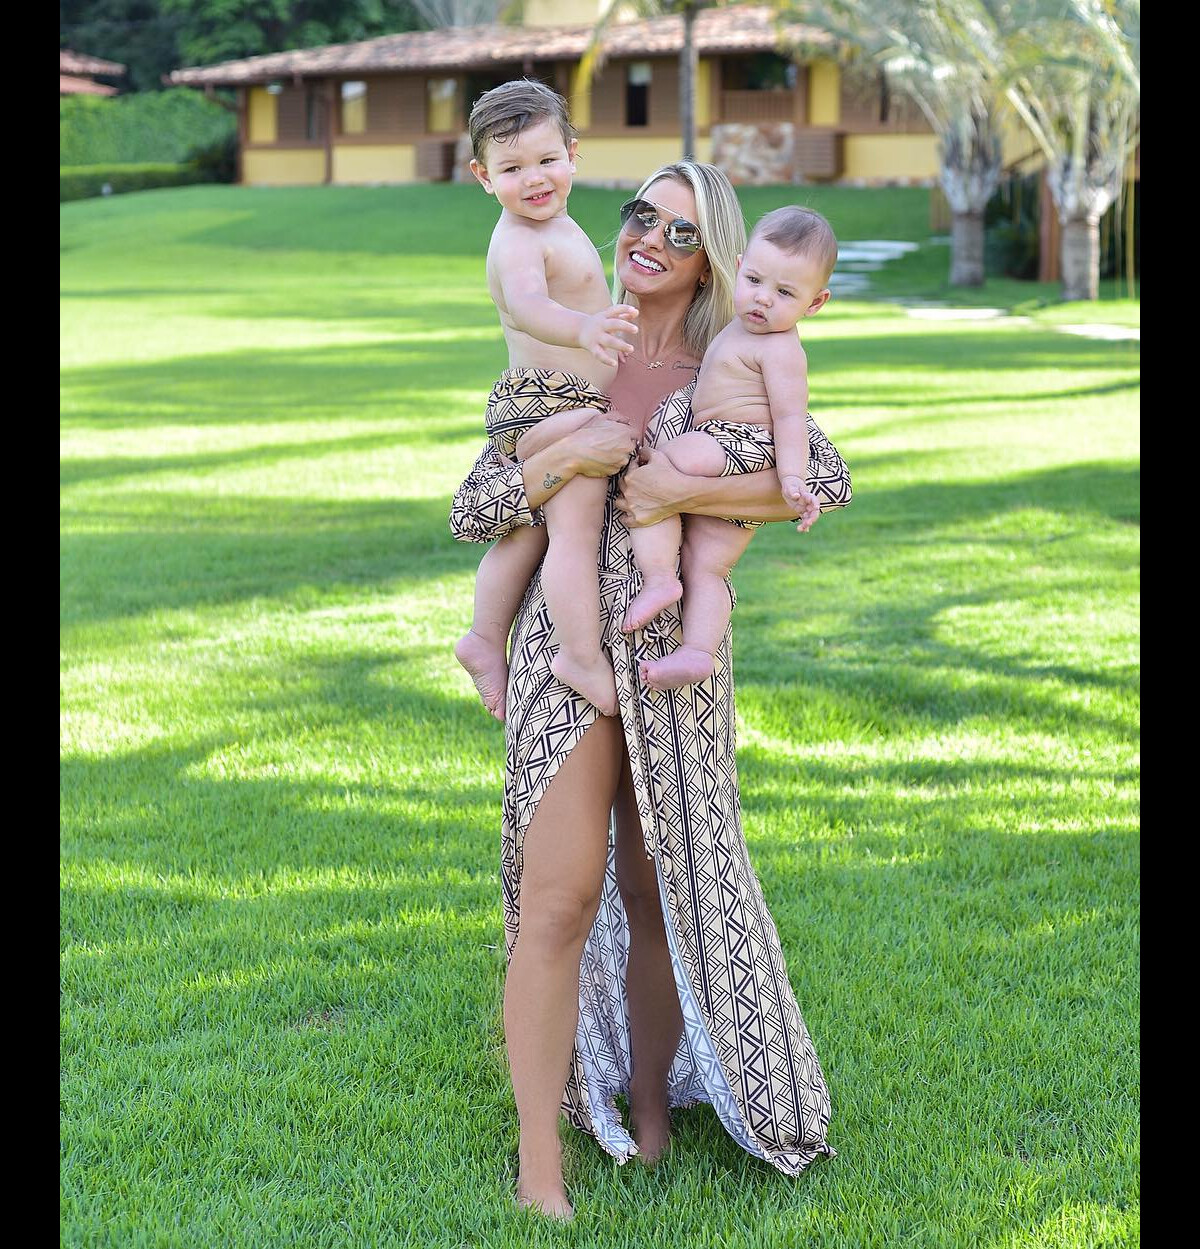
[
  {"left": 60, "top": 493, "right": 481, "bottom": 627},
  {"left": 60, "top": 338, "right": 507, "bottom": 431},
  {"left": 61, "top": 719, "right": 1138, "bottom": 1244}
]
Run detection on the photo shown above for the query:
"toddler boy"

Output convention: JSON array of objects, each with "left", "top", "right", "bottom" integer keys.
[{"left": 454, "top": 79, "right": 638, "bottom": 719}]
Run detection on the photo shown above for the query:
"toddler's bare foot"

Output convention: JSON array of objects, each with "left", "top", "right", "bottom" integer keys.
[
  {"left": 454, "top": 629, "right": 508, "bottom": 722},
  {"left": 552, "top": 651, "right": 619, "bottom": 716},
  {"left": 516, "top": 1176, "right": 574, "bottom": 1221},
  {"left": 630, "top": 1085, "right": 672, "bottom": 1165},
  {"left": 639, "top": 645, "right": 715, "bottom": 691},
  {"left": 622, "top": 574, "right": 683, "bottom": 632}
]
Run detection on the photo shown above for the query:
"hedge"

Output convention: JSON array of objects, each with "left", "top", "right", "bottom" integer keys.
[
  {"left": 60, "top": 163, "right": 209, "bottom": 203},
  {"left": 60, "top": 88, "right": 235, "bottom": 167}
]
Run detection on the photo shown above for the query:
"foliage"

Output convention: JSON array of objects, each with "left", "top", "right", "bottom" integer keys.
[
  {"left": 59, "top": 87, "right": 234, "bottom": 165},
  {"left": 61, "top": 183, "right": 1139, "bottom": 1249},
  {"left": 60, "top": 1, "right": 426, "bottom": 92},
  {"left": 59, "top": 161, "right": 207, "bottom": 201},
  {"left": 159, "top": 0, "right": 425, "bottom": 68}
]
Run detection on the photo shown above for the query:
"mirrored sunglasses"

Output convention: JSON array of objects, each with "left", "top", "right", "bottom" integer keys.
[{"left": 618, "top": 198, "right": 704, "bottom": 255}]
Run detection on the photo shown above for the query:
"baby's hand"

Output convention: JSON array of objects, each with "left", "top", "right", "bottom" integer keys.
[
  {"left": 781, "top": 475, "right": 820, "bottom": 534},
  {"left": 579, "top": 305, "right": 638, "bottom": 367}
]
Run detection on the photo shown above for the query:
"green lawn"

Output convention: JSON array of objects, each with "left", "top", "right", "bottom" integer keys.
[{"left": 61, "top": 184, "right": 1139, "bottom": 1249}]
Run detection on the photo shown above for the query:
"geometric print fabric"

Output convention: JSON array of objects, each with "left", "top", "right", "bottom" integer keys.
[{"left": 449, "top": 383, "right": 849, "bottom": 1176}]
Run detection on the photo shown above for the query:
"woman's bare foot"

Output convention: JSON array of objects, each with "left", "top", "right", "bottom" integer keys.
[
  {"left": 622, "top": 574, "right": 683, "bottom": 633},
  {"left": 552, "top": 651, "right": 619, "bottom": 716},
  {"left": 630, "top": 1094, "right": 672, "bottom": 1165},
  {"left": 639, "top": 645, "right": 715, "bottom": 691},
  {"left": 516, "top": 1175, "right": 574, "bottom": 1221},
  {"left": 454, "top": 629, "right": 508, "bottom": 721}
]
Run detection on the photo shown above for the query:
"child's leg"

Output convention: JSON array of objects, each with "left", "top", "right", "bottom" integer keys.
[
  {"left": 623, "top": 431, "right": 730, "bottom": 632},
  {"left": 639, "top": 515, "right": 755, "bottom": 691},
  {"left": 455, "top": 525, "right": 548, "bottom": 722},
  {"left": 541, "top": 475, "right": 618, "bottom": 716}
]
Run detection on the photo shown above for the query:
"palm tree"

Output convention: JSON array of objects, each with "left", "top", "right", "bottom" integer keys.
[
  {"left": 779, "top": 0, "right": 1004, "bottom": 287},
  {"left": 1000, "top": 0, "right": 1139, "bottom": 301},
  {"left": 580, "top": 0, "right": 711, "bottom": 161}
]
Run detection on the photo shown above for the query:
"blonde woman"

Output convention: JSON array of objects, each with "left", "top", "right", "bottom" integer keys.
[{"left": 450, "top": 162, "right": 851, "bottom": 1220}]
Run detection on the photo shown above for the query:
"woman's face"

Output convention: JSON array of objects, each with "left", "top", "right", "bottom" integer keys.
[{"left": 615, "top": 178, "right": 711, "bottom": 303}]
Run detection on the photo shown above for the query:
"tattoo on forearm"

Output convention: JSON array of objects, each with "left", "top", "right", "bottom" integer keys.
[{"left": 543, "top": 473, "right": 562, "bottom": 489}]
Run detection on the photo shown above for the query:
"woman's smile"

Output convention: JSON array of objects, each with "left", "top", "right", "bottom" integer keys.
[{"left": 630, "top": 249, "right": 666, "bottom": 274}]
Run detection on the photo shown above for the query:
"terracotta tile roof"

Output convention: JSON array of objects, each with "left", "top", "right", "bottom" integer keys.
[
  {"left": 60, "top": 73, "right": 119, "bottom": 96},
  {"left": 166, "top": 5, "right": 832, "bottom": 87},
  {"left": 60, "top": 49, "right": 126, "bottom": 76}
]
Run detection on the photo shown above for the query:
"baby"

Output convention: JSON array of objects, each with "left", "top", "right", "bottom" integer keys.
[
  {"left": 622, "top": 206, "right": 837, "bottom": 689},
  {"left": 453, "top": 80, "right": 638, "bottom": 720}
]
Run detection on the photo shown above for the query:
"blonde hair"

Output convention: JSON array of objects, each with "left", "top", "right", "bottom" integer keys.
[{"left": 611, "top": 161, "right": 746, "bottom": 360}]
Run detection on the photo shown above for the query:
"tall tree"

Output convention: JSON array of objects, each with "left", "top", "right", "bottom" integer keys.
[
  {"left": 781, "top": 0, "right": 1004, "bottom": 287},
  {"left": 580, "top": 0, "right": 711, "bottom": 162},
  {"left": 1000, "top": 0, "right": 1139, "bottom": 301}
]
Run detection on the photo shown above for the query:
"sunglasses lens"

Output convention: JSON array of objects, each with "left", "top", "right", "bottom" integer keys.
[
  {"left": 666, "top": 220, "right": 702, "bottom": 252},
  {"left": 619, "top": 199, "right": 656, "bottom": 236}
]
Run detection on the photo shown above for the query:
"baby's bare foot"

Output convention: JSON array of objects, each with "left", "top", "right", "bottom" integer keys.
[
  {"left": 622, "top": 574, "right": 683, "bottom": 632},
  {"left": 516, "top": 1177, "right": 574, "bottom": 1221},
  {"left": 552, "top": 651, "right": 618, "bottom": 716},
  {"left": 639, "top": 645, "right": 715, "bottom": 691},
  {"left": 454, "top": 629, "right": 508, "bottom": 722}
]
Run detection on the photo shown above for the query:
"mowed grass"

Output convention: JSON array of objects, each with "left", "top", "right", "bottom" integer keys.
[{"left": 61, "top": 184, "right": 1139, "bottom": 1249}]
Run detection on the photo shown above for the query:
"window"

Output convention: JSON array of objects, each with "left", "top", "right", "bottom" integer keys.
[
  {"left": 426, "top": 77, "right": 457, "bottom": 133},
  {"left": 626, "top": 61, "right": 651, "bottom": 126},
  {"left": 721, "top": 54, "right": 794, "bottom": 92},
  {"left": 341, "top": 81, "right": 367, "bottom": 134}
]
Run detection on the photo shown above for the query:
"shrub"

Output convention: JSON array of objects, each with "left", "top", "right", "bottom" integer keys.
[
  {"left": 60, "top": 88, "right": 235, "bottom": 167},
  {"left": 60, "top": 163, "right": 208, "bottom": 203}
]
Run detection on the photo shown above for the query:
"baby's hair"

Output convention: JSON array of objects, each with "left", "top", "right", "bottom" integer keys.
[
  {"left": 469, "top": 78, "right": 576, "bottom": 165},
  {"left": 749, "top": 206, "right": 838, "bottom": 284}
]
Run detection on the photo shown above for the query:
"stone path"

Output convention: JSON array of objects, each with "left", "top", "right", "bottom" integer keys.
[{"left": 835, "top": 242, "right": 1140, "bottom": 342}]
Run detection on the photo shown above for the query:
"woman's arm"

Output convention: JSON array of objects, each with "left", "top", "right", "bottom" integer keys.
[
  {"left": 449, "top": 418, "right": 637, "bottom": 544},
  {"left": 618, "top": 415, "right": 852, "bottom": 534}
]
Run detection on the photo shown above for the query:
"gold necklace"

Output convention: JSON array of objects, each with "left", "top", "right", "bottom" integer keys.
[{"left": 629, "top": 340, "right": 685, "bottom": 370}]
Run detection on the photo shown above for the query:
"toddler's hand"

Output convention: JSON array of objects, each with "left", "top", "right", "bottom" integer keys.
[
  {"left": 781, "top": 476, "right": 820, "bottom": 534},
  {"left": 579, "top": 305, "right": 638, "bottom": 367}
]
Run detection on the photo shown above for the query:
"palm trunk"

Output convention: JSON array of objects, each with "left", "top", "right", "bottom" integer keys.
[
  {"left": 949, "top": 211, "right": 985, "bottom": 286},
  {"left": 680, "top": 2, "right": 697, "bottom": 161},
  {"left": 1060, "top": 216, "right": 1100, "bottom": 301}
]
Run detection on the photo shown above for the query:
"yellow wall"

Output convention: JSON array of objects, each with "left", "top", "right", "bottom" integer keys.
[
  {"left": 247, "top": 87, "right": 277, "bottom": 144},
  {"left": 332, "top": 145, "right": 418, "bottom": 184},
  {"left": 242, "top": 148, "right": 325, "bottom": 185},
  {"left": 842, "top": 134, "right": 940, "bottom": 181},
  {"left": 575, "top": 136, "right": 713, "bottom": 182},
  {"left": 808, "top": 61, "right": 840, "bottom": 127},
  {"left": 696, "top": 58, "right": 713, "bottom": 129},
  {"left": 525, "top": 0, "right": 607, "bottom": 25}
]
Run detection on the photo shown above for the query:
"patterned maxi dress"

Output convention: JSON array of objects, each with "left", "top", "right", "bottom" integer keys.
[{"left": 449, "top": 381, "right": 852, "bottom": 1176}]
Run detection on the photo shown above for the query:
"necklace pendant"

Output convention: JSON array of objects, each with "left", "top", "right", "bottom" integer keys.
[{"left": 646, "top": 359, "right": 664, "bottom": 370}]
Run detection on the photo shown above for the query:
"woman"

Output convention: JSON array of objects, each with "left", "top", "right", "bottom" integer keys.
[{"left": 450, "top": 162, "right": 851, "bottom": 1220}]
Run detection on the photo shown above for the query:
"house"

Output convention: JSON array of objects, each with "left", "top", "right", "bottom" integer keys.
[
  {"left": 166, "top": 1, "right": 942, "bottom": 188},
  {"left": 61, "top": 49, "right": 126, "bottom": 97}
]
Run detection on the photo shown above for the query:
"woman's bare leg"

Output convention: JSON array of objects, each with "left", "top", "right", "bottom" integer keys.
[
  {"left": 455, "top": 525, "right": 548, "bottom": 721},
  {"left": 614, "top": 758, "right": 683, "bottom": 1163},
  {"left": 541, "top": 477, "right": 618, "bottom": 716},
  {"left": 506, "top": 715, "right": 624, "bottom": 1219}
]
